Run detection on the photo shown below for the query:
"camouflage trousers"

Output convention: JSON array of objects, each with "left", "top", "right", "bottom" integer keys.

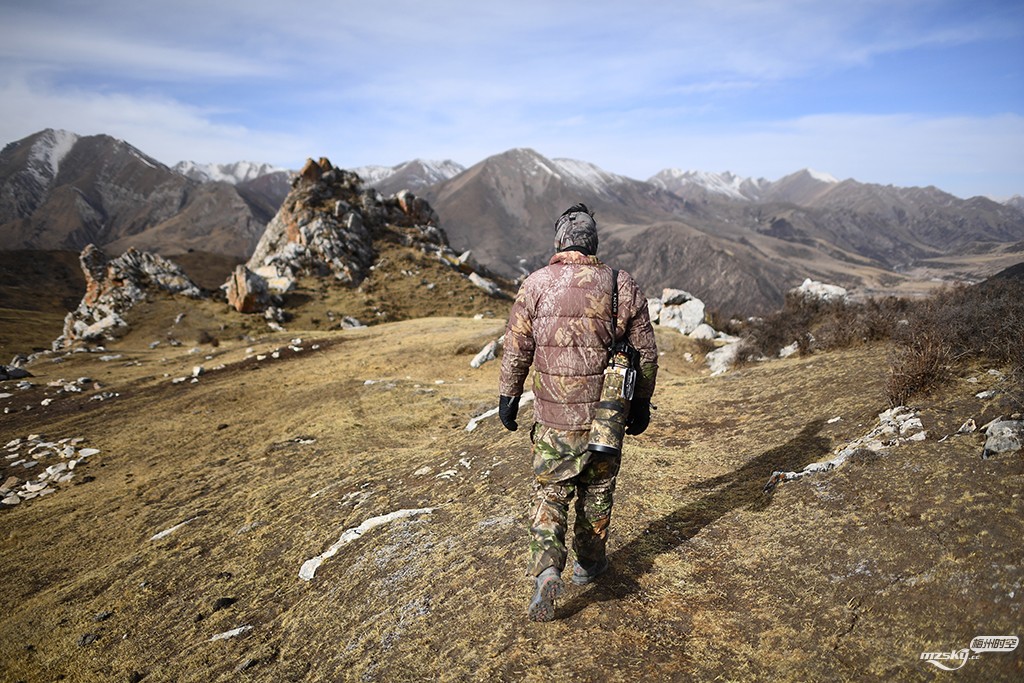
[{"left": 528, "top": 424, "right": 621, "bottom": 577}]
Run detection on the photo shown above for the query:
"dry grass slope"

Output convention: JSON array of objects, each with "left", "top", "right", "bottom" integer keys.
[{"left": 0, "top": 288, "right": 1021, "bottom": 681}]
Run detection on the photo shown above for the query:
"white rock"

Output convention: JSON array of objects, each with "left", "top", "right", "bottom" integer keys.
[
  {"left": 647, "top": 298, "right": 663, "bottom": 324},
  {"left": 298, "top": 507, "right": 435, "bottom": 581},
  {"left": 660, "top": 299, "right": 706, "bottom": 335},
  {"left": 661, "top": 288, "right": 695, "bottom": 306},
  {"left": 778, "top": 342, "right": 800, "bottom": 359},
  {"left": 470, "top": 339, "right": 500, "bottom": 368},
  {"left": 209, "top": 625, "right": 252, "bottom": 641},
  {"left": 791, "top": 278, "right": 848, "bottom": 302},
  {"left": 688, "top": 323, "right": 716, "bottom": 340},
  {"left": 706, "top": 342, "right": 742, "bottom": 376}
]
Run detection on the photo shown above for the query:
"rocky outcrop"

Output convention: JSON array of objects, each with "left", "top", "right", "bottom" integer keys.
[
  {"left": 238, "top": 156, "right": 508, "bottom": 311},
  {"left": 55, "top": 244, "right": 202, "bottom": 348},
  {"left": 245, "top": 158, "right": 447, "bottom": 287}
]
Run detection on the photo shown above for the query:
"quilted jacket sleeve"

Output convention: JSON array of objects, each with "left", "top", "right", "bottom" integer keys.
[
  {"left": 619, "top": 271, "right": 658, "bottom": 401},
  {"left": 499, "top": 280, "right": 536, "bottom": 397}
]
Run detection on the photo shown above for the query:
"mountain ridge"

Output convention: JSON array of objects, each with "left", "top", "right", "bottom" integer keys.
[{"left": 3, "top": 129, "right": 1023, "bottom": 317}]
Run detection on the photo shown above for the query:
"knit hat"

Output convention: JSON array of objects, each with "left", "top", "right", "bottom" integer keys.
[{"left": 554, "top": 203, "right": 598, "bottom": 255}]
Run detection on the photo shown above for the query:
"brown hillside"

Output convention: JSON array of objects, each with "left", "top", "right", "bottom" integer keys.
[{"left": 0, "top": 297, "right": 1020, "bottom": 681}]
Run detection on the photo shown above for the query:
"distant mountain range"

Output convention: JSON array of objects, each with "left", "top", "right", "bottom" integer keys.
[
  {"left": 2, "top": 129, "right": 1022, "bottom": 315},
  {"left": 0, "top": 130, "right": 288, "bottom": 258}
]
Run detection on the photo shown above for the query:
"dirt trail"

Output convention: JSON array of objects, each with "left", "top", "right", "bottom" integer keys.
[{"left": 1, "top": 317, "right": 1021, "bottom": 682}]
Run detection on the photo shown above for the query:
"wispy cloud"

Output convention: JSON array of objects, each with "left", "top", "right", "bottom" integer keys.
[{"left": 0, "top": 0, "right": 1021, "bottom": 197}]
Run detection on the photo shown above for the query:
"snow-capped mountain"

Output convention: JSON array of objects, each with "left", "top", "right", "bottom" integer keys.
[
  {"left": 648, "top": 167, "right": 841, "bottom": 203},
  {"left": 353, "top": 159, "right": 465, "bottom": 196},
  {"left": 0, "top": 129, "right": 265, "bottom": 257},
  {"left": 173, "top": 160, "right": 289, "bottom": 185},
  {"left": 648, "top": 169, "right": 771, "bottom": 201}
]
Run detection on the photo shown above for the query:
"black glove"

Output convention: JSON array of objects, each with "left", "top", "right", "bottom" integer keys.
[
  {"left": 498, "top": 395, "right": 520, "bottom": 431},
  {"left": 626, "top": 398, "right": 651, "bottom": 435}
]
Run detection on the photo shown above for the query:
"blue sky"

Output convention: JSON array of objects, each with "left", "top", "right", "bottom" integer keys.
[{"left": 1, "top": 0, "right": 1021, "bottom": 198}]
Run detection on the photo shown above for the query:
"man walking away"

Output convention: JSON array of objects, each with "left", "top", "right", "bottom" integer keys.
[{"left": 498, "top": 203, "right": 658, "bottom": 622}]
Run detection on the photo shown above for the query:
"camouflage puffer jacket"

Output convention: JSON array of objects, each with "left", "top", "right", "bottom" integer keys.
[{"left": 499, "top": 250, "right": 658, "bottom": 431}]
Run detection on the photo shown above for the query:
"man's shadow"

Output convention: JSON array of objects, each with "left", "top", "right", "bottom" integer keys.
[{"left": 559, "top": 418, "right": 831, "bottom": 618}]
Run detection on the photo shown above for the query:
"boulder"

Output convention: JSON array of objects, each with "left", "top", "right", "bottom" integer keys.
[
  {"left": 791, "top": 278, "right": 848, "bottom": 302},
  {"left": 226, "top": 266, "right": 270, "bottom": 313},
  {"left": 706, "top": 342, "right": 741, "bottom": 376},
  {"left": 661, "top": 288, "right": 696, "bottom": 306},
  {"left": 688, "top": 323, "right": 716, "bottom": 340},
  {"left": 647, "top": 298, "right": 663, "bottom": 324},
  {"left": 0, "top": 365, "right": 32, "bottom": 381},
  {"left": 660, "top": 299, "right": 706, "bottom": 335},
  {"left": 982, "top": 420, "right": 1023, "bottom": 458}
]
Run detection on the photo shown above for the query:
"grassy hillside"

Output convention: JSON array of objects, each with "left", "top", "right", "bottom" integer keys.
[{"left": 0, "top": 292, "right": 1020, "bottom": 681}]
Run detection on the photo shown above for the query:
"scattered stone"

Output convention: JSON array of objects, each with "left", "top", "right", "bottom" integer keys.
[
  {"left": 976, "top": 389, "right": 997, "bottom": 400},
  {"left": 93, "top": 610, "right": 114, "bottom": 622},
  {"left": 765, "top": 406, "right": 927, "bottom": 490},
  {"left": 150, "top": 517, "right": 197, "bottom": 541},
  {"left": 778, "top": 342, "right": 800, "bottom": 359},
  {"left": 209, "top": 625, "right": 252, "bottom": 641},
  {"left": 77, "top": 633, "right": 99, "bottom": 647},
  {"left": 688, "top": 323, "right": 716, "bottom": 341}
]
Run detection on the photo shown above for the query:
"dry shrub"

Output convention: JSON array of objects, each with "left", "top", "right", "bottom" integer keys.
[
  {"left": 732, "top": 276, "right": 1023, "bottom": 406},
  {"left": 885, "top": 337, "right": 952, "bottom": 407},
  {"left": 885, "top": 278, "right": 1024, "bottom": 406},
  {"left": 736, "top": 292, "right": 905, "bottom": 363}
]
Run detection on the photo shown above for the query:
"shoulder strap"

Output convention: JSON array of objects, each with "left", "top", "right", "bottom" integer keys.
[{"left": 610, "top": 268, "right": 619, "bottom": 344}]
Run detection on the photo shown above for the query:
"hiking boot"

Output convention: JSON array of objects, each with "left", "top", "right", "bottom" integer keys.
[
  {"left": 571, "top": 557, "right": 609, "bottom": 585},
  {"left": 527, "top": 567, "right": 564, "bottom": 622}
]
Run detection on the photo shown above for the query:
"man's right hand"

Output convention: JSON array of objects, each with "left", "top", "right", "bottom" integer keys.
[{"left": 498, "top": 395, "right": 520, "bottom": 431}]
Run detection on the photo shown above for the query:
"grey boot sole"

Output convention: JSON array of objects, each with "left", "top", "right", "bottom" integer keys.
[{"left": 527, "top": 573, "right": 564, "bottom": 622}]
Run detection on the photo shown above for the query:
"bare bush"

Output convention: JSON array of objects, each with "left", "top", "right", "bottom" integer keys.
[
  {"left": 886, "top": 278, "right": 1024, "bottom": 406},
  {"left": 732, "top": 276, "right": 1023, "bottom": 407}
]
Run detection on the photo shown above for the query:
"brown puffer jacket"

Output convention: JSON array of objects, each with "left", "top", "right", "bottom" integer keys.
[{"left": 499, "top": 250, "right": 658, "bottom": 431}]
